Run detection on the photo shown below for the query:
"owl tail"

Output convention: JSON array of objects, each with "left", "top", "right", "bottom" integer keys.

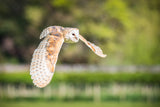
[{"left": 79, "top": 35, "right": 106, "bottom": 58}]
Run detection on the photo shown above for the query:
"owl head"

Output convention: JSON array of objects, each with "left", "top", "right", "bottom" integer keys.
[{"left": 63, "top": 28, "right": 79, "bottom": 43}]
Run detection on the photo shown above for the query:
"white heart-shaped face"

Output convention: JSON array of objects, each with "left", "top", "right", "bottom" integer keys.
[{"left": 64, "top": 28, "right": 79, "bottom": 43}]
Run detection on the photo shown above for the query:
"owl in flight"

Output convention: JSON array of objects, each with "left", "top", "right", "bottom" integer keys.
[{"left": 30, "top": 26, "right": 106, "bottom": 88}]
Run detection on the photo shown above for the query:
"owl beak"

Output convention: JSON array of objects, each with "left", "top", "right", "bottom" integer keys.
[{"left": 74, "top": 36, "right": 78, "bottom": 40}]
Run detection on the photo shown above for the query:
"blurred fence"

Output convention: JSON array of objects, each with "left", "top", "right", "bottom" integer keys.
[
  {"left": 0, "top": 64, "right": 160, "bottom": 73},
  {"left": 0, "top": 83, "right": 159, "bottom": 102}
]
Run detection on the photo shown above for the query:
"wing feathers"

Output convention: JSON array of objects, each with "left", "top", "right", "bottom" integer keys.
[
  {"left": 30, "top": 34, "right": 64, "bottom": 88},
  {"left": 79, "top": 35, "right": 106, "bottom": 58}
]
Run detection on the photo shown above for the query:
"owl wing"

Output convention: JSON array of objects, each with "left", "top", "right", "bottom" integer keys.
[
  {"left": 30, "top": 34, "right": 64, "bottom": 88},
  {"left": 39, "top": 26, "right": 63, "bottom": 39},
  {"left": 79, "top": 35, "right": 106, "bottom": 58}
]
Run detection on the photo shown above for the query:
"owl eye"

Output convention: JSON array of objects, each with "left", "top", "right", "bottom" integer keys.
[{"left": 72, "top": 33, "right": 75, "bottom": 36}]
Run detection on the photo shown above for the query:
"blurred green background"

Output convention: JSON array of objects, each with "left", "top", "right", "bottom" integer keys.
[{"left": 0, "top": 0, "right": 160, "bottom": 107}]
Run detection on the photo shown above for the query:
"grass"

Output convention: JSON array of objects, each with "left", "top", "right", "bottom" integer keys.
[{"left": 0, "top": 101, "right": 160, "bottom": 107}]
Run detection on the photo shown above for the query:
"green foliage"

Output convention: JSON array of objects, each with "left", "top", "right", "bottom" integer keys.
[
  {"left": 0, "top": 0, "right": 160, "bottom": 65},
  {"left": 25, "top": 6, "right": 45, "bottom": 27},
  {"left": 104, "top": 0, "right": 131, "bottom": 28},
  {"left": 50, "top": 0, "right": 74, "bottom": 9},
  {"left": 0, "top": 72, "right": 160, "bottom": 85},
  {"left": 86, "top": 22, "right": 115, "bottom": 39}
]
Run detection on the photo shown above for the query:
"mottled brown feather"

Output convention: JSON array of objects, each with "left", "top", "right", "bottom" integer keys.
[{"left": 46, "top": 34, "right": 64, "bottom": 72}]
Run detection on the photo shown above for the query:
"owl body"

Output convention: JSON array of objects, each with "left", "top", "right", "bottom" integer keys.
[{"left": 30, "top": 26, "right": 106, "bottom": 88}]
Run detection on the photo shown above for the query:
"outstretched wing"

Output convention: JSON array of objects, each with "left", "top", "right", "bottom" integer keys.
[
  {"left": 79, "top": 35, "right": 106, "bottom": 58},
  {"left": 30, "top": 34, "right": 64, "bottom": 88}
]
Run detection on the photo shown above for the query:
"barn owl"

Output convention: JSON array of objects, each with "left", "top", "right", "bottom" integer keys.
[{"left": 30, "top": 26, "right": 106, "bottom": 88}]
